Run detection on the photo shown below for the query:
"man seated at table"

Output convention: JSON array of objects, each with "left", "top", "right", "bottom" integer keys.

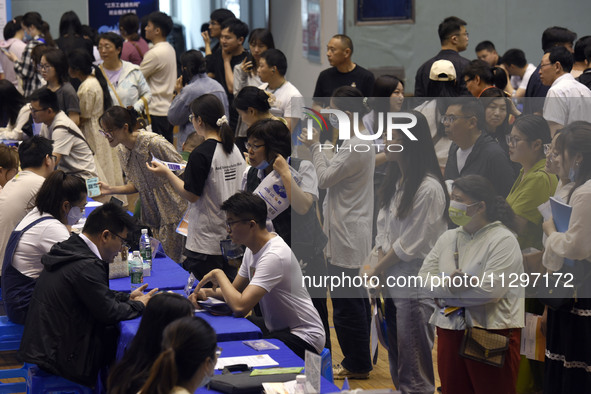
[
  {"left": 18, "top": 203, "right": 158, "bottom": 388},
  {"left": 191, "top": 191, "right": 325, "bottom": 359}
]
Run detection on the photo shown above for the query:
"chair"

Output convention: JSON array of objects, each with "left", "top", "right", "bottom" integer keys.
[
  {"left": 0, "top": 363, "right": 27, "bottom": 393},
  {"left": 26, "top": 365, "right": 93, "bottom": 394},
  {"left": 320, "top": 348, "right": 334, "bottom": 383},
  {"left": 0, "top": 315, "right": 24, "bottom": 351}
]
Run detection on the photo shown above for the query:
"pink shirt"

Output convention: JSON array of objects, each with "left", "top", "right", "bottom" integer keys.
[{"left": 121, "top": 37, "right": 150, "bottom": 66}]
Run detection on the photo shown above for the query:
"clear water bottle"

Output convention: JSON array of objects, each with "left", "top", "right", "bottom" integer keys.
[
  {"left": 139, "top": 229, "right": 152, "bottom": 270},
  {"left": 294, "top": 375, "right": 307, "bottom": 394},
  {"left": 130, "top": 251, "right": 144, "bottom": 291}
]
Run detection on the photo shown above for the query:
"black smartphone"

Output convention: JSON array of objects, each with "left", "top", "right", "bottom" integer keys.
[{"left": 109, "top": 196, "right": 124, "bottom": 206}]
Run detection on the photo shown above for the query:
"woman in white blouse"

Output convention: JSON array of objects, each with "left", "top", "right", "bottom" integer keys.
[
  {"left": 542, "top": 121, "right": 591, "bottom": 393},
  {"left": 371, "top": 110, "right": 448, "bottom": 394}
]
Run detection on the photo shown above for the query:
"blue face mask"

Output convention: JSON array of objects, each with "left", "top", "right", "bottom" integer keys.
[
  {"left": 24, "top": 31, "right": 32, "bottom": 41},
  {"left": 255, "top": 160, "right": 270, "bottom": 170},
  {"left": 569, "top": 164, "right": 578, "bottom": 183}
]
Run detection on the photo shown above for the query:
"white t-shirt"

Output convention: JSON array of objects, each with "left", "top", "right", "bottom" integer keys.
[
  {"left": 12, "top": 208, "right": 70, "bottom": 278},
  {"left": 0, "top": 171, "right": 46, "bottom": 271},
  {"left": 543, "top": 73, "right": 591, "bottom": 126},
  {"left": 517, "top": 63, "right": 536, "bottom": 91},
  {"left": 456, "top": 145, "right": 474, "bottom": 174},
  {"left": 238, "top": 235, "right": 326, "bottom": 353},
  {"left": 140, "top": 41, "right": 177, "bottom": 116},
  {"left": 260, "top": 81, "right": 304, "bottom": 120}
]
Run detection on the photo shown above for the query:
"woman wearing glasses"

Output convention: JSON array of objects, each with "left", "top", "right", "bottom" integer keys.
[
  {"left": 97, "top": 106, "right": 187, "bottom": 264},
  {"left": 139, "top": 316, "right": 218, "bottom": 394},
  {"left": 148, "top": 94, "right": 245, "bottom": 280},
  {"left": 2, "top": 170, "right": 86, "bottom": 324}
]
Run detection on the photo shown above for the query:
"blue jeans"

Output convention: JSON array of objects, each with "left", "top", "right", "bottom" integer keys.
[
  {"left": 328, "top": 263, "right": 372, "bottom": 373},
  {"left": 384, "top": 295, "right": 436, "bottom": 394}
]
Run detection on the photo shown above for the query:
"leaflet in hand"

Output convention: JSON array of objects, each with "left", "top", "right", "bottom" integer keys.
[
  {"left": 151, "top": 154, "right": 186, "bottom": 171},
  {"left": 253, "top": 167, "right": 302, "bottom": 220}
]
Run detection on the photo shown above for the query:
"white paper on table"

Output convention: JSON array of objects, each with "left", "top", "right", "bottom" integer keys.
[
  {"left": 305, "top": 350, "right": 321, "bottom": 393},
  {"left": 262, "top": 380, "right": 297, "bottom": 394},
  {"left": 215, "top": 354, "right": 279, "bottom": 370}
]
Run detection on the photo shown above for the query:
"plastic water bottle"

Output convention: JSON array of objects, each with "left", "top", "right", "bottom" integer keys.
[
  {"left": 130, "top": 251, "right": 144, "bottom": 291},
  {"left": 139, "top": 229, "right": 152, "bottom": 270},
  {"left": 294, "top": 375, "right": 307, "bottom": 394}
]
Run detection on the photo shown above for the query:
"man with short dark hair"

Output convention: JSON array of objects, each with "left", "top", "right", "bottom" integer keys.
[
  {"left": 475, "top": 40, "right": 499, "bottom": 67},
  {"left": 444, "top": 99, "right": 516, "bottom": 196},
  {"left": 202, "top": 8, "right": 236, "bottom": 56},
  {"left": 524, "top": 26, "right": 577, "bottom": 114},
  {"left": 0, "top": 136, "right": 54, "bottom": 275},
  {"left": 30, "top": 88, "right": 97, "bottom": 179},
  {"left": 206, "top": 18, "right": 249, "bottom": 132},
  {"left": 501, "top": 49, "right": 536, "bottom": 99},
  {"left": 577, "top": 45, "right": 591, "bottom": 90},
  {"left": 140, "top": 11, "right": 177, "bottom": 143},
  {"left": 572, "top": 36, "right": 591, "bottom": 78},
  {"left": 312, "top": 34, "right": 375, "bottom": 107},
  {"left": 540, "top": 46, "right": 591, "bottom": 136},
  {"left": 18, "top": 203, "right": 157, "bottom": 387},
  {"left": 415, "top": 16, "right": 470, "bottom": 97},
  {"left": 191, "top": 192, "right": 325, "bottom": 359},
  {"left": 463, "top": 59, "right": 495, "bottom": 97}
]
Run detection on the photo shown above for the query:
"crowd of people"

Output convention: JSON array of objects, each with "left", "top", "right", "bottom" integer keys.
[{"left": 1, "top": 8, "right": 591, "bottom": 394}]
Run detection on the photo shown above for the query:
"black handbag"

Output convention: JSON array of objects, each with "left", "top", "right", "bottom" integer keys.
[{"left": 208, "top": 364, "right": 300, "bottom": 394}]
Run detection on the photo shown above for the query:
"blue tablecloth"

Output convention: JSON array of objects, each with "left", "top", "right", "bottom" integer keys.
[
  {"left": 109, "top": 255, "right": 188, "bottom": 292},
  {"left": 202, "top": 339, "right": 340, "bottom": 394},
  {"left": 117, "top": 310, "right": 263, "bottom": 360}
]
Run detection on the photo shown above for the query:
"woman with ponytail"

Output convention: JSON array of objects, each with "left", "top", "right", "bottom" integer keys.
[
  {"left": 139, "top": 316, "right": 218, "bottom": 394},
  {"left": 68, "top": 48, "right": 126, "bottom": 205},
  {"left": 6, "top": 12, "right": 55, "bottom": 97},
  {"left": 97, "top": 106, "right": 187, "bottom": 263},
  {"left": 2, "top": 170, "right": 86, "bottom": 324},
  {"left": 418, "top": 174, "right": 524, "bottom": 394},
  {"left": 148, "top": 94, "right": 245, "bottom": 280}
]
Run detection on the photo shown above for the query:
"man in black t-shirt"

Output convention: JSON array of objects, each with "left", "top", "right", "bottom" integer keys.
[
  {"left": 313, "top": 34, "right": 375, "bottom": 108},
  {"left": 206, "top": 18, "right": 248, "bottom": 131}
]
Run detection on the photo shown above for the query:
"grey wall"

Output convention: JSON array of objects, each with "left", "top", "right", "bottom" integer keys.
[{"left": 11, "top": 0, "right": 88, "bottom": 38}]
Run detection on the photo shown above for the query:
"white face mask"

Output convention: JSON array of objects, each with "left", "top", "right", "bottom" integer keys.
[
  {"left": 67, "top": 206, "right": 84, "bottom": 226},
  {"left": 199, "top": 358, "right": 215, "bottom": 388}
]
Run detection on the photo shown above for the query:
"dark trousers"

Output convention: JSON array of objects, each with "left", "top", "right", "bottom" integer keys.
[
  {"left": 328, "top": 262, "right": 372, "bottom": 373},
  {"left": 150, "top": 115, "right": 174, "bottom": 144},
  {"left": 182, "top": 251, "right": 237, "bottom": 283},
  {"left": 247, "top": 315, "right": 318, "bottom": 360}
]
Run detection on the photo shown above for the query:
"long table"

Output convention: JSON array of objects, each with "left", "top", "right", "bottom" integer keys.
[
  {"left": 203, "top": 339, "right": 341, "bottom": 394},
  {"left": 109, "top": 255, "right": 188, "bottom": 292}
]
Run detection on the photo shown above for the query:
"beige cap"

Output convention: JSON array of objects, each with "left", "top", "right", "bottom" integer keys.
[{"left": 429, "top": 60, "right": 456, "bottom": 81}]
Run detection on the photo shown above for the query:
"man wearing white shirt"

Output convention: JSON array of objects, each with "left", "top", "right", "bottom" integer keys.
[
  {"left": 540, "top": 46, "right": 591, "bottom": 137},
  {"left": 501, "top": 49, "right": 536, "bottom": 99},
  {"left": 141, "top": 11, "right": 177, "bottom": 143}
]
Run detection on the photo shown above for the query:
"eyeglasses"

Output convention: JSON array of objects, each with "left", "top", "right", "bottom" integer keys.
[
  {"left": 225, "top": 219, "right": 254, "bottom": 230},
  {"left": 97, "top": 44, "right": 114, "bottom": 51},
  {"left": 505, "top": 135, "right": 528, "bottom": 146},
  {"left": 99, "top": 129, "right": 113, "bottom": 139},
  {"left": 37, "top": 63, "right": 53, "bottom": 72},
  {"left": 215, "top": 347, "right": 222, "bottom": 358},
  {"left": 188, "top": 114, "right": 195, "bottom": 123},
  {"left": 539, "top": 62, "right": 554, "bottom": 69},
  {"left": 110, "top": 231, "right": 130, "bottom": 249},
  {"left": 29, "top": 105, "right": 49, "bottom": 114},
  {"left": 245, "top": 142, "right": 265, "bottom": 151},
  {"left": 440, "top": 115, "right": 474, "bottom": 124},
  {"left": 49, "top": 154, "right": 57, "bottom": 161}
]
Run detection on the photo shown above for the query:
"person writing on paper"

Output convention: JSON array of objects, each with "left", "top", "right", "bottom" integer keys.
[
  {"left": 108, "top": 292, "right": 194, "bottom": 394},
  {"left": 190, "top": 191, "right": 325, "bottom": 359},
  {"left": 97, "top": 106, "right": 187, "bottom": 263},
  {"left": 542, "top": 121, "right": 591, "bottom": 393},
  {"left": 370, "top": 111, "right": 448, "bottom": 394},
  {"left": 18, "top": 203, "right": 157, "bottom": 387},
  {"left": 147, "top": 94, "right": 245, "bottom": 281},
  {"left": 139, "top": 316, "right": 218, "bottom": 394},
  {"left": 2, "top": 170, "right": 86, "bottom": 324},
  {"left": 241, "top": 118, "right": 330, "bottom": 350},
  {"left": 418, "top": 175, "right": 524, "bottom": 394}
]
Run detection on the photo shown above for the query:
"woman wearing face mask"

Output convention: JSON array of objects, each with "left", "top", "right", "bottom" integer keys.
[
  {"left": 5, "top": 12, "right": 56, "bottom": 97},
  {"left": 418, "top": 174, "right": 524, "bottom": 394},
  {"left": 148, "top": 94, "right": 245, "bottom": 280},
  {"left": 108, "top": 292, "right": 194, "bottom": 394},
  {"left": 371, "top": 111, "right": 448, "bottom": 394},
  {"left": 542, "top": 122, "right": 591, "bottom": 394},
  {"left": 242, "top": 118, "right": 330, "bottom": 350},
  {"left": 97, "top": 106, "right": 187, "bottom": 263},
  {"left": 167, "top": 50, "right": 228, "bottom": 151},
  {"left": 1, "top": 170, "right": 86, "bottom": 324},
  {"left": 139, "top": 316, "right": 218, "bottom": 394}
]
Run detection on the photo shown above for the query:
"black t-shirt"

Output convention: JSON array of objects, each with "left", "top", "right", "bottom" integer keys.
[
  {"left": 205, "top": 48, "right": 248, "bottom": 131},
  {"left": 414, "top": 50, "right": 470, "bottom": 97},
  {"left": 313, "top": 65, "right": 375, "bottom": 106},
  {"left": 184, "top": 139, "right": 218, "bottom": 196}
]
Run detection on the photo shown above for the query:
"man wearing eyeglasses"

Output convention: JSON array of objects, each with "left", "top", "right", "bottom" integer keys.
[
  {"left": 540, "top": 46, "right": 591, "bottom": 137},
  {"left": 19, "top": 203, "right": 157, "bottom": 388},
  {"left": 29, "top": 87, "right": 98, "bottom": 179},
  {"left": 443, "top": 98, "right": 517, "bottom": 197},
  {"left": 414, "top": 16, "right": 471, "bottom": 98}
]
